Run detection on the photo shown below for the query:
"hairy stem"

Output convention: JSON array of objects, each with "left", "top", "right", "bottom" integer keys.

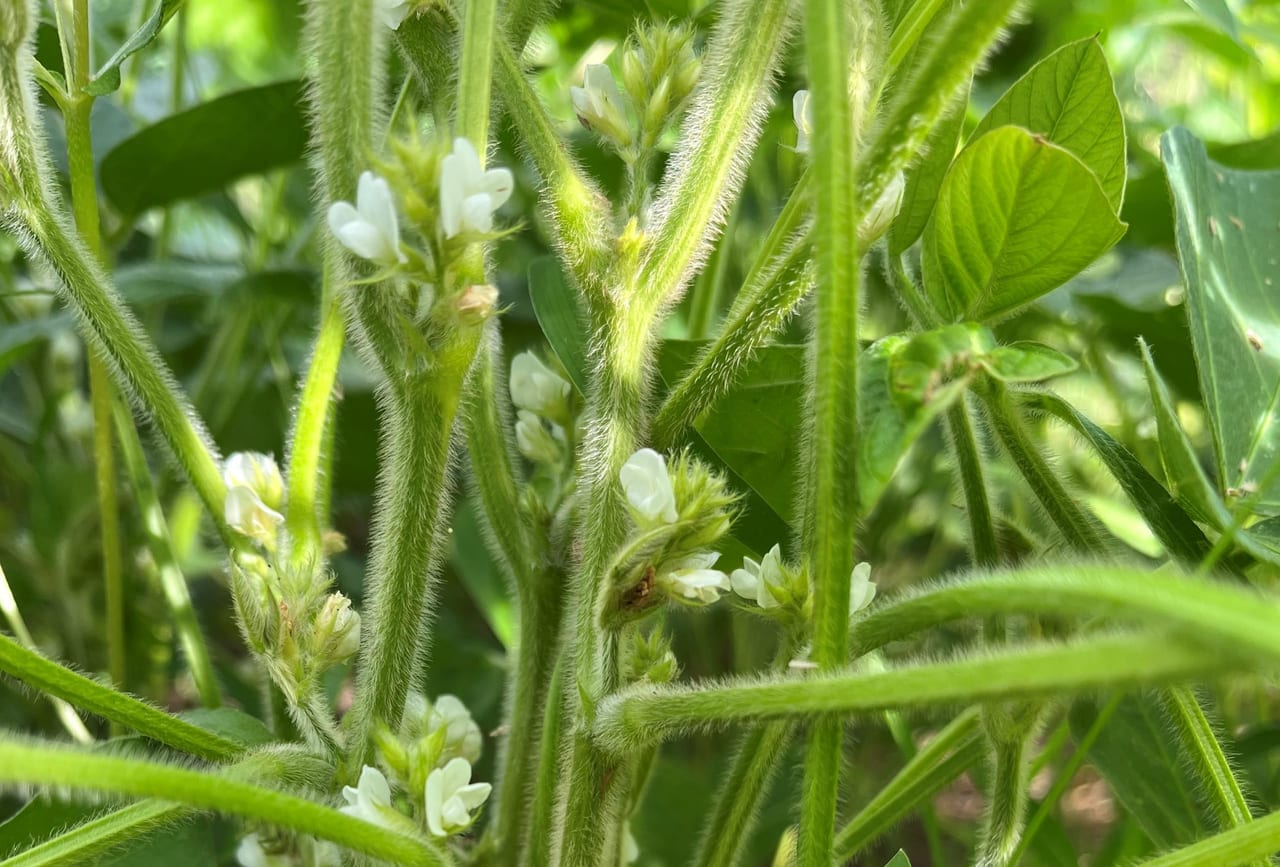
[
  {"left": 693, "top": 721, "right": 795, "bottom": 867},
  {"left": 456, "top": 0, "right": 497, "bottom": 148},
  {"left": 946, "top": 396, "right": 999, "bottom": 568},
  {"left": 524, "top": 658, "right": 566, "bottom": 867},
  {"left": 1162, "top": 688, "right": 1259, "bottom": 841}
]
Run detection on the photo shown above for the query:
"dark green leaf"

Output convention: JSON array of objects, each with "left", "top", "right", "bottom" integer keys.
[
  {"left": 971, "top": 37, "right": 1127, "bottom": 209},
  {"left": 922, "top": 127, "right": 1127, "bottom": 323},
  {"left": 177, "top": 707, "right": 274, "bottom": 748},
  {"left": 1162, "top": 127, "right": 1280, "bottom": 516},
  {"left": 528, "top": 257, "right": 590, "bottom": 395},
  {"left": 100, "top": 81, "right": 308, "bottom": 214},
  {"left": 0, "top": 313, "right": 73, "bottom": 374},
  {"left": 85, "top": 0, "right": 187, "bottom": 96}
]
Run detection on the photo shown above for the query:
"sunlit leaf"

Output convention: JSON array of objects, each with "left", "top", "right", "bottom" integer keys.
[
  {"left": 981, "top": 343, "right": 1077, "bottom": 383},
  {"left": 528, "top": 257, "right": 590, "bottom": 395},
  {"left": 85, "top": 0, "right": 187, "bottom": 96},
  {"left": 888, "top": 81, "right": 968, "bottom": 257}
]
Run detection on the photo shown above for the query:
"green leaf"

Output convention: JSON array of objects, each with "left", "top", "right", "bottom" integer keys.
[
  {"left": 888, "top": 80, "right": 968, "bottom": 257},
  {"left": 528, "top": 257, "right": 590, "bottom": 396},
  {"left": 1070, "top": 693, "right": 1208, "bottom": 848},
  {"left": 100, "top": 81, "right": 307, "bottom": 215},
  {"left": 970, "top": 37, "right": 1127, "bottom": 209},
  {"left": 982, "top": 343, "right": 1077, "bottom": 383},
  {"left": 1162, "top": 126, "right": 1280, "bottom": 516},
  {"left": 85, "top": 0, "right": 186, "bottom": 96},
  {"left": 884, "top": 850, "right": 912, "bottom": 867},
  {"left": 0, "top": 313, "right": 74, "bottom": 374},
  {"left": 177, "top": 708, "right": 274, "bottom": 749},
  {"left": 922, "top": 126, "right": 1127, "bottom": 323},
  {"left": 1184, "top": 0, "right": 1245, "bottom": 46}
]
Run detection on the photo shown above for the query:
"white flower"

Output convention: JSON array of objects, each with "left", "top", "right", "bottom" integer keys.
[
  {"left": 430, "top": 694, "right": 483, "bottom": 764},
  {"left": 424, "top": 757, "right": 492, "bottom": 837},
  {"left": 515, "top": 410, "right": 564, "bottom": 464},
  {"left": 859, "top": 172, "right": 905, "bottom": 245},
  {"left": 376, "top": 0, "right": 413, "bottom": 29},
  {"left": 340, "top": 766, "right": 402, "bottom": 830},
  {"left": 731, "top": 544, "right": 785, "bottom": 609},
  {"left": 661, "top": 552, "right": 730, "bottom": 603},
  {"left": 793, "top": 89, "right": 813, "bottom": 154},
  {"left": 570, "top": 64, "right": 631, "bottom": 143},
  {"left": 509, "top": 351, "right": 570, "bottom": 416},
  {"left": 225, "top": 486, "right": 283, "bottom": 547},
  {"left": 439, "top": 138, "right": 514, "bottom": 239},
  {"left": 849, "top": 561, "right": 877, "bottom": 615},
  {"left": 223, "top": 451, "right": 284, "bottom": 511},
  {"left": 327, "top": 171, "right": 406, "bottom": 266},
  {"left": 236, "top": 834, "right": 288, "bottom": 867},
  {"left": 620, "top": 448, "right": 678, "bottom": 525},
  {"left": 315, "top": 593, "right": 361, "bottom": 663}
]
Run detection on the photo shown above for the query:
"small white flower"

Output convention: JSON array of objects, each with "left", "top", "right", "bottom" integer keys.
[
  {"left": 424, "top": 757, "right": 492, "bottom": 837},
  {"left": 223, "top": 452, "right": 284, "bottom": 511},
  {"left": 661, "top": 552, "right": 730, "bottom": 603},
  {"left": 509, "top": 351, "right": 571, "bottom": 416},
  {"left": 376, "top": 0, "right": 413, "bottom": 29},
  {"left": 731, "top": 544, "right": 785, "bottom": 609},
  {"left": 327, "top": 171, "right": 407, "bottom": 266},
  {"left": 439, "top": 138, "right": 514, "bottom": 239},
  {"left": 849, "top": 561, "right": 877, "bottom": 615},
  {"left": 570, "top": 64, "right": 631, "bottom": 143},
  {"left": 515, "top": 410, "right": 564, "bottom": 464},
  {"left": 340, "top": 766, "right": 402, "bottom": 830},
  {"left": 430, "top": 694, "right": 483, "bottom": 764},
  {"left": 235, "top": 834, "right": 288, "bottom": 867},
  {"left": 793, "top": 89, "right": 813, "bottom": 154},
  {"left": 315, "top": 593, "right": 361, "bottom": 663},
  {"left": 620, "top": 448, "right": 678, "bottom": 525},
  {"left": 859, "top": 172, "right": 906, "bottom": 244},
  {"left": 225, "top": 486, "right": 284, "bottom": 547}
]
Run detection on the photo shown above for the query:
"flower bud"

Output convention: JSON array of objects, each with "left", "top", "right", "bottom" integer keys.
[
  {"left": 225, "top": 486, "right": 284, "bottom": 548},
  {"left": 509, "top": 351, "right": 571, "bottom": 418},
  {"left": 230, "top": 558, "right": 279, "bottom": 654},
  {"left": 859, "top": 172, "right": 905, "bottom": 246},
  {"left": 455, "top": 283, "right": 499, "bottom": 323},
  {"left": 515, "top": 410, "right": 564, "bottom": 465},
  {"left": 313, "top": 592, "right": 361, "bottom": 665},
  {"left": 570, "top": 64, "right": 633, "bottom": 147},
  {"left": 223, "top": 452, "right": 285, "bottom": 512},
  {"left": 619, "top": 448, "right": 678, "bottom": 526}
]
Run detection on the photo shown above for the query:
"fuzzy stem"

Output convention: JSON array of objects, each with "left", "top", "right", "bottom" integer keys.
[
  {"left": 113, "top": 402, "right": 221, "bottom": 709},
  {"left": 834, "top": 706, "right": 984, "bottom": 860},
  {"left": 946, "top": 396, "right": 998, "bottom": 568},
  {"left": 1137, "top": 810, "right": 1280, "bottom": 867},
  {"left": 981, "top": 382, "right": 1105, "bottom": 551},
  {"left": 0, "top": 738, "right": 447, "bottom": 866},
  {"left": 976, "top": 716, "right": 1034, "bottom": 867},
  {"left": 2, "top": 801, "right": 189, "bottom": 867},
  {"left": 693, "top": 721, "right": 795, "bottom": 866},
  {"left": 591, "top": 632, "right": 1234, "bottom": 755},
  {"left": 524, "top": 658, "right": 566, "bottom": 867},
  {"left": 0, "top": 632, "right": 240, "bottom": 759},
  {"left": 456, "top": 0, "right": 497, "bottom": 149}
]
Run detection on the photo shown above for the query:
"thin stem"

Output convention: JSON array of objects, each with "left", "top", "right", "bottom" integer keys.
[
  {"left": 456, "top": 0, "right": 497, "bottom": 150},
  {"left": 0, "top": 561, "right": 93, "bottom": 743},
  {"left": 1137, "top": 810, "right": 1280, "bottom": 867},
  {"left": 524, "top": 658, "right": 566, "bottom": 867},
  {"left": 981, "top": 382, "right": 1105, "bottom": 552},
  {"left": 693, "top": 722, "right": 795, "bottom": 866},
  {"left": 112, "top": 402, "right": 221, "bottom": 709},
  {"left": 2, "top": 801, "right": 189, "bottom": 867},
  {"left": 0, "top": 633, "right": 240, "bottom": 760},
  {"left": 946, "top": 396, "right": 998, "bottom": 568},
  {"left": 592, "top": 632, "right": 1234, "bottom": 755},
  {"left": 1162, "top": 688, "right": 1259, "bottom": 843},
  {"left": 0, "top": 738, "right": 446, "bottom": 866}
]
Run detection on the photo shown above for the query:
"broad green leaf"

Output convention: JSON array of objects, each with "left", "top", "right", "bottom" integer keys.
[
  {"left": 982, "top": 343, "right": 1078, "bottom": 383},
  {"left": 0, "top": 313, "right": 74, "bottom": 374},
  {"left": 100, "top": 81, "right": 307, "bottom": 215},
  {"left": 85, "top": 0, "right": 186, "bottom": 96},
  {"left": 1070, "top": 693, "right": 1208, "bottom": 848},
  {"left": 1162, "top": 127, "right": 1280, "bottom": 516},
  {"left": 922, "top": 126, "right": 1127, "bottom": 323},
  {"left": 177, "top": 707, "right": 274, "bottom": 749},
  {"left": 884, "top": 850, "right": 912, "bottom": 867},
  {"left": 888, "top": 81, "right": 968, "bottom": 257},
  {"left": 971, "top": 37, "right": 1127, "bottom": 209},
  {"left": 528, "top": 257, "right": 590, "bottom": 395}
]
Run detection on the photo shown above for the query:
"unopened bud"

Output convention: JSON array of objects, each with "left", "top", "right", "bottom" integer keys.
[
  {"left": 223, "top": 452, "right": 285, "bottom": 512},
  {"left": 509, "top": 351, "right": 571, "bottom": 418},
  {"left": 515, "top": 410, "right": 564, "bottom": 464},
  {"left": 456, "top": 283, "right": 499, "bottom": 323},
  {"left": 230, "top": 558, "right": 278, "bottom": 654},
  {"left": 314, "top": 592, "right": 361, "bottom": 665},
  {"left": 570, "top": 64, "right": 632, "bottom": 147},
  {"left": 225, "top": 486, "right": 284, "bottom": 548}
]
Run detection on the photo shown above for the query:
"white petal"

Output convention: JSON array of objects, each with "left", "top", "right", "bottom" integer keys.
[
  {"left": 235, "top": 835, "right": 270, "bottom": 867},
  {"left": 451, "top": 137, "right": 483, "bottom": 186},
  {"left": 327, "top": 200, "right": 360, "bottom": 233},
  {"left": 378, "top": 0, "right": 411, "bottom": 29},
  {"left": 335, "top": 220, "right": 393, "bottom": 263},
  {"left": 358, "top": 765, "right": 392, "bottom": 806},
  {"left": 455, "top": 781, "right": 492, "bottom": 810},
  {"left": 730, "top": 568, "right": 760, "bottom": 600},
  {"left": 461, "top": 193, "right": 494, "bottom": 235},
  {"left": 480, "top": 167, "right": 514, "bottom": 210},
  {"left": 440, "top": 154, "right": 464, "bottom": 238},
  {"left": 441, "top": 795, "right": 471, "bottom": 830},
  {"left": 425, "top": 767, "right": 447, "bottom": 837},
  {"left": 357, "top": 172, "right": 404, "bottom": 263},
  {"left": 620, "top": 449, "right": 677, "bottom": 524},
  {"left": 439, "top": 757, "right": 472, "bottom": 795},
  {"left": 570, "top": 86, "right": 590, "bottom": 116}
]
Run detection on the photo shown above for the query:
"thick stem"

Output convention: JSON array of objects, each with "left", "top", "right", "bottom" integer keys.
[
  {"left": 524, "top": 658, "right": 566, "bottom": 867},
  {"left": 456, "top": 0, "right": 497, "bottom": 149}
]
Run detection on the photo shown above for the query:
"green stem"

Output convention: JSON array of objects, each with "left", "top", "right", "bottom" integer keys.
[
  {"left": 1137, "top": 810, "right": 1280, "bottom": 867},
  {"left": 112, "top": 402, "right": 221, "bottom": 709},
  {"left": 692, "top": 721, "right": 795, "bottom": 867},
  {"left": 456, "top": 0, "right": 497, "bottom": 149},
  {"left": 981, "top": 382, "right": 1105, "bottom": 552},
  {"left": 0, "top": 633, "right": 240, "bottom": 760},
  {"left": 1162, "top": 688, "right": 1259, "bottom": 841},
  {"left": 848, "top": 566, "right": 1280, "bottom": 664},
  {"left": 946, "top": 396, "right": 998, "bottom": 568},
  {"left": 524, "top": 657, "right": 566, "bottom": 867},
  {"left": 1, "top": 801, "right": 189, "bottom": 867},
  {"left": 592, "top": 632, "right": 1233, "bottom": 755},
  {"left": 834, "top": 707, "right": 984, "bottom": 861},
  {"left": 636, "top": 0, "right": 795, "bottom": 317},
  {"left": 798, "top": 0, "right": 865, "bottom": 861},
  {"left": 0, "top": 738, "right": 446, "bottom": 866},
  {"left": 976, "top": 705, "right": 1041, "bottom": 867}
]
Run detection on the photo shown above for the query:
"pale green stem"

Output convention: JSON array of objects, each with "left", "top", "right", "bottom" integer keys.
[
  {"left": 0, "top": 738, "right": 447, "bottom": 866},
  {"left": 946, "top": 396, "right": 999, "bottom": 568},
  {"left": 112, "top": 401, "right": 221, "bottom": 709},
  {"left": 0, "top": 561, "right": 93, "bottom": 743},
  {"left": 524, "top": 658, "right": 566, "bottom": 867},
  {"left": 886, "top": 0, "right": 952, "bottom": 71},
  {"left": 0, "top": 632, "right": 240, "bottom": 759},
  {"left": 635, "top": 0, "right": 795, "bottom": 317},
  {"left": 798, "top": 0, "right": 864, "bottom": 862},
  {"left": 834, "top": 706, "right": 984, "bottom": 861},
  {"left": 456, "top": 0, "right": 497, "bottom": 149},
  {"left": 976, "top": 705, "right": 1041, "bottom": 867},
  {"left": 592, "top": 632, "right": 1234, "bottom": 755},
  {"left": 1, "top": 801, "right": 189, "bottom": 867},
  {"left": 848, "top": 567, "right": 1280, "bottom": 664},
  {"left": 1137, "top": 810, "right": 1280, "bottom": 867}
]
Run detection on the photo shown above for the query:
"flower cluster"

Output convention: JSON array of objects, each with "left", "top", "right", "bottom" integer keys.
[
  {"left": 509, "top": 350, "right": 577, "bottom": 515},
  {"left": 236, "top": 833, "right": 339, "bottom": 867},
  {"left": 730, "top": 541, "right": 877, "bottom": 622},
  {"left": 351, "top": 692, "right": 492, "bottom": 839}
]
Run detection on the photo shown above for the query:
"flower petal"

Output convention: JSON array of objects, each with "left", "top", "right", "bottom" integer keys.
[
  {"left": 455, "top": 781, "right": 492, "bottom": 810},
  {"left": 358, "top": 765, "right": 392, "bottom": 806},
  {"left": 461, "top": 193, "right": 494, "bottom": 235},
  {"left": 480, "top": 167, "right": 514, "bottom": 210}
]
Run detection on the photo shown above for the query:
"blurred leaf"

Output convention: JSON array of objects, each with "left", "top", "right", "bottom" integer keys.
[
  {"left": 922, "top": 127, "right": 1127, "bottom": 323},
  {"left": 971, "top": 36, "right": 1127, "bottom": 209},
  {"left": 981, "top": 342, "right": 1077, "bottom": 383},
  {"left": 101, "top": 81, "right": 307, "bottom": 214},
  {"left": 0, "top": 796, "right": 95, "bottom": 857},
  {"left": 451, "top": 498, "right": 516, "bottom": 649},
  {"left": 85, "top": 0, "right": 187, "bottom": 96},
  {"left": 1208, "top": 129, "right": 1280, "bottom": 171},
  {"left": 178, "top": 707, "right": 274, "bottom": 748},
  {"left": 99, "top": 819, "right": 219, "bottom": 866},
  {"left": 889, "top": 81, "right": 968, "bottom": 257},
  {"left": 1163, "top": 126, "right": 1280, "bottom": 516},
  {"left": 884, "top": 851, "right": 912, "bottom": 867},
  {"left": 0, "top": 313, "right": 73, "bottom": 373},
  {"left": 1183, "top": 0, "right": 1245, "bottom": 46},
  {"left": 1070, "top": 693, "right": 1208, "bottom": 848},
  {"left": 528, "top": 257, "right": 590, "bottom": 395}
]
